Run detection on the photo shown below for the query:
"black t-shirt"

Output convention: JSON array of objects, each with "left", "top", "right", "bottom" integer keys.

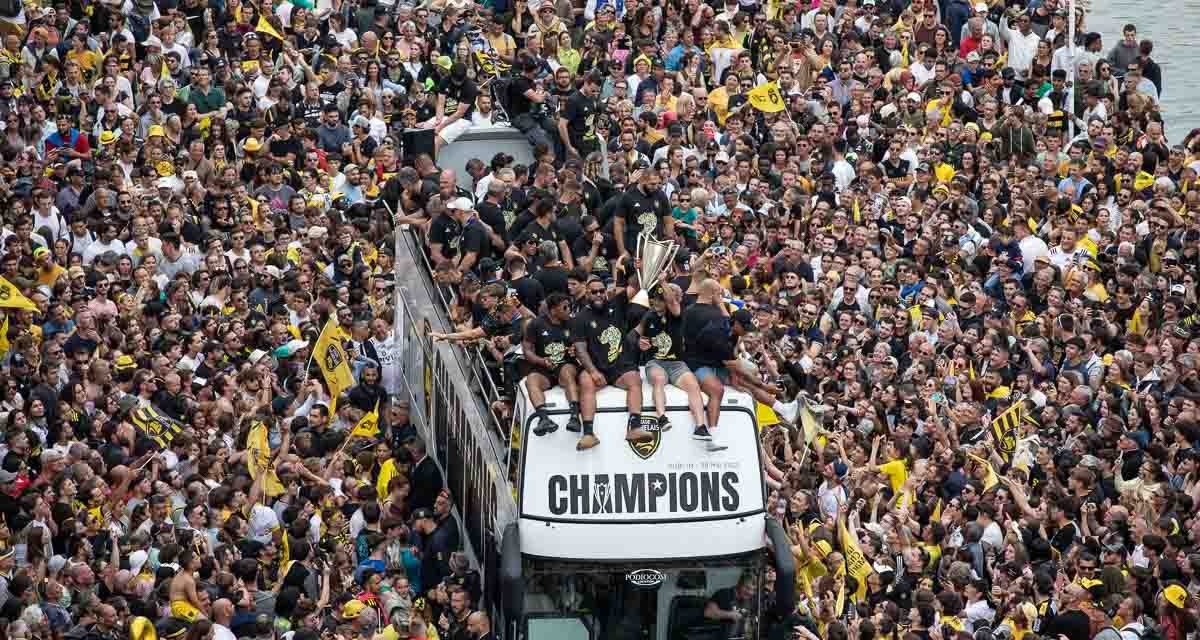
[
  {"left": 533, "top": 265, "right": 570, "bottom": 297},
  {"left": 562, "top": 90, "right": 599, "bottom": 149},
  {"left": 319, "top": 80, "right": 346, "bottom": 107},
  {"left": 571, "top": 231, "right": 616, "bottom": 277},
  {"left": 436, "top": 76, "right": 480, "bottom": 117},
  {"left": 508, "top": 75, "right": 536, "bottom": 115},
  {"left": 522, "top": 219, "right": 562, "bottom": 248},
  {"left": 615, "top": 186, "right": 671, "bottom": 249},
  {"left": 476, "top": 200, "right": 509, "bottom": 245},
  {"left": 682, "top": 302, "right": 730, "bottom": 369},
  {"left": 571, "top": 295, "right": 633, "bottom": 371},
  {"left": 511, "top": 275, "right": 545, "bottom": 312},
  {"left": 428, "top": 214, "right": 462, "bottom": 261},
  {"left": 268, "top": 135, "right": 304, "bottom": 163},
  {"left": 458, "top": 219, "right": 491, "bottom": 268},
  {"left": 641, "top": 309, "right": 684, "bottom": 362},
  {"left": 524, "top": 315, "right": 573, "bottom": 368}
]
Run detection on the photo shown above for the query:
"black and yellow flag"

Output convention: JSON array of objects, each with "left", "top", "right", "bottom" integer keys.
[
  {"left": 129, "top": 403, "right": 185, "bottom": 449},
  {"left": 990, "top": 399, "right": 1036, "bottom": 463}
]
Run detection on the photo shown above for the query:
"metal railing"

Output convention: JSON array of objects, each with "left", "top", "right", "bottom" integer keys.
[
  {"left": 393, "top": 226, "right": 518, "bottom": 618},
  {"left": 398, "top": 228, "right": 510, "bottom": 450}
]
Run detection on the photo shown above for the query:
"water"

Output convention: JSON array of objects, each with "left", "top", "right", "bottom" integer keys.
[{"left": 1085, "top": 0, "right": 1200, "bottom": 141}]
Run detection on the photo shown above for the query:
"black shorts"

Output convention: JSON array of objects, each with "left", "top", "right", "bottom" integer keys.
[
  {"left": 596, "top": 363, "right": 638, "bottom": 386},
  {"left": 523, "top": 362, "right": 565, "bottom": 383}
]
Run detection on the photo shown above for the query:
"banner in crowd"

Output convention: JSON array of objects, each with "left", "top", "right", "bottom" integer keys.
[
  {"left": 129, "top": 403, "right": 185, "bottom": 449},
  {"left": 314, "top": 318, "right": 354, "bottom": 413}
]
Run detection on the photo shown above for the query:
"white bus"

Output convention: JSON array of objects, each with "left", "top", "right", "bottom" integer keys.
[{"left": 499, "top": 374, "right": 795, "bottom": 640}]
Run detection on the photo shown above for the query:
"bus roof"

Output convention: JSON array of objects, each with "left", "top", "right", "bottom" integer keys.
[{"left": 514, "top": 374, "right": 767, "bottom": 561}]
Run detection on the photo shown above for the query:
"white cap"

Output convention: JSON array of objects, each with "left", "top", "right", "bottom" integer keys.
[
  {"left": 156, "top": 177, "right": 173, "bottom": 189},
  {"left": 907, "top": 92, "right": 922, "bottom": 102},
  {"left": 714, "top": 151, "right": 731, "bottom": 163},
  {"left": 446, "top": 197, "right": 474, "bottom": 211},
  {"left": 129, "top": 550, "right": 149, "bottom": 576},
  {"left": 248, "top": 349, "right": 269, "bottom": 365},
  {"left": 974, "top": 2, "right": 988, "bottom": 11},
  {"left": 264, "top": 265, "right": 283, "bottom": 279}
]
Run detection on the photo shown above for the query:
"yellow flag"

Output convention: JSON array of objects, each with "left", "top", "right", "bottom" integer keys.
[
  {"left": 839, "top": 518, "right": 872, "bottom": 602},
  {"left": 256, "top": 15, "right": 284, "bottom": 41},
  {"left": 798, "top": 404, "right": 819, "bottom": 445},
  {"left": 0, "top": 276, "right": 38, "bottom": 312},
  {"left": 990, "top": 402, "right": 1021, "bottom": 462},
  {"left": 756, "top": 402, "right": 782, "bottom": 430},
  {"left": 0, "top": 314, "right": 9, "bottom": 358},
  {"left": 247, "top": 421, "right": 285, "bottom": 497},
  {"left": 746, "top": 81, "right": 786, "bottom": 113},
  {"left": 314, "top": 318, "right": 354, "bottom": 413},
  {"left": 351, "top": 399, "right": 381, "bottom": 439},
  {"left": 853, "top": 197, "right": 862, "bottom": 224}
]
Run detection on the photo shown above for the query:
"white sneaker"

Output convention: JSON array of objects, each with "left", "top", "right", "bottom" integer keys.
[
  {"left": 706, "top": 432, "right": 729, "bottom": 452},
  {"left": 776, "top": 399, "right": 800, "bottom": 425}
]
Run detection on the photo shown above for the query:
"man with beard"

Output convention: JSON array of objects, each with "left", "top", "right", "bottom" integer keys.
[
  {"left": 559, "top": 72, "right": 602, "bottom": 159},
  {"left": 613, "top": 165, "right": 673, "bottom": 261},
  {"left": 430, "top": 62, "right": 479, "bottom": 155},
  {"left": 571, "top": 277, "right": 651, "bottom": 451},
  {"left": 525, "top": 293, "right": 581, "bottom": 436}
]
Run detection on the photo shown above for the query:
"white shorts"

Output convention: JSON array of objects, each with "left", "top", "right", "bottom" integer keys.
[{"left": 424, "top": 118, "right": 471, "bottom": 145}]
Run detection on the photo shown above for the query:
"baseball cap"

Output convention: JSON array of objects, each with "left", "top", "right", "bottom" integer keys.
[
  {"left": 1163, "top": 584, "right": 1188, "bottom": 609},
  {"left": 412, "top": 508, "right": 435, "bottom": 521},
  {"left": 446, "top": 197, "right": 474, "bottom": 211}
]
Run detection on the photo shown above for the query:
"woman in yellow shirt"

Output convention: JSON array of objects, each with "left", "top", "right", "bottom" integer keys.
[
  {"left": 65, "top": 33, "right": 100, "bottom": 79},
  {"left": 708, "top": 73, "right": 741, "bottom": 126}
]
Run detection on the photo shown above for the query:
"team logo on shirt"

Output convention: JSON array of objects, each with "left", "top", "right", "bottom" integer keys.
[
  {"left": 545, "top": 342, "right": 566, "bottom": 366},
  {"left": 651, "top": 332, "right": 673, "bottom": 360},
  {"left": 637, "top": 211, "right": 657, "bottom": 230},
  {"left": 628, "top": 415, "right": 663, "bottom": 460},
  {"left": 599, "top": 325, "right": 622, "bottom": 362}
]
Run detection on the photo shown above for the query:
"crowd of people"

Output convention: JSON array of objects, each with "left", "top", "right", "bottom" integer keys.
[
  {"left": 424, "top": 0, "right": 1200, "bottom": 640},
  {"left": 0, "top": 0, "right": 1195, "bottom": 638}
]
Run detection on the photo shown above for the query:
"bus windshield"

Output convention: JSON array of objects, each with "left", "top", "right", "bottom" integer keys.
[{"left": 522, "top": 558, "right": 764, "bottom": 640}]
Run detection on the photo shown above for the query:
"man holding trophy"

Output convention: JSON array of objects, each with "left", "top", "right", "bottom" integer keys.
[{"left": 612, "top": 164, "right": 675, "bottom": 262}]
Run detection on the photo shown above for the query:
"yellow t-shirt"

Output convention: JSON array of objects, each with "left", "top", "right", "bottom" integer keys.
[
  {"left": 37, "top": 264, "right": 67, "bottom": 287},
  {"left": 878, "top": 459, "right": 908, "bottom": 494}
]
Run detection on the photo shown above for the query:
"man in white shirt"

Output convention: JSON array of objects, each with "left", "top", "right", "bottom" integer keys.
[
  {"left": 211, "top": 599, "right": 238, "bottom": 640},
  {"left": 998, "top": 13, "right": 1041, "bottom": 79}
]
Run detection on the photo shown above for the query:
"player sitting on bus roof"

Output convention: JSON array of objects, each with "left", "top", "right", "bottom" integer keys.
[
  {"left": 634, "top": 282, "right": 715, "bottom": 448},
  {"left": 524, "top": 293, "right": 582, "bottom": 437},
  {"left": 682, "top": 278, "right": 800, "bottom": 450},
  {"left": 572, "top": 276, "right": 654, "bottom": 451}
]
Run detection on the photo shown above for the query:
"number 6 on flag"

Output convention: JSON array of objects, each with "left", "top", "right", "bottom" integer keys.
[{"left": 747, "top": 82, "right": 786, "bottom": 113}]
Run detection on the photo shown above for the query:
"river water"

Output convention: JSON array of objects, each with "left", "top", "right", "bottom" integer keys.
[{"left": 1085, "top": 0, "right": 1200, "bottom": 141}]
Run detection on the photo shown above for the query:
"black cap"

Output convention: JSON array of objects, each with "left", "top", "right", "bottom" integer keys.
[
  {"left": 412, "top": 508, "right": 435, "bottom": 521},
  {"left": 732, "top": 309, "right": 754, "bottom": 327}
]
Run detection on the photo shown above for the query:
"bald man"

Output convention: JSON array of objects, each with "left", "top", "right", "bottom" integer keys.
[
  {"left": 212, "top": 598, "right": 237, "bottom": 640},
  {"left": 466, "top": 611, "right": 496, "bottom": 640}
]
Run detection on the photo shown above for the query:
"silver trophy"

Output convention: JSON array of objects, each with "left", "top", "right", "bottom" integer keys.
[{"left": 632, "top": 232, "right": 679, "bottom": 307}]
